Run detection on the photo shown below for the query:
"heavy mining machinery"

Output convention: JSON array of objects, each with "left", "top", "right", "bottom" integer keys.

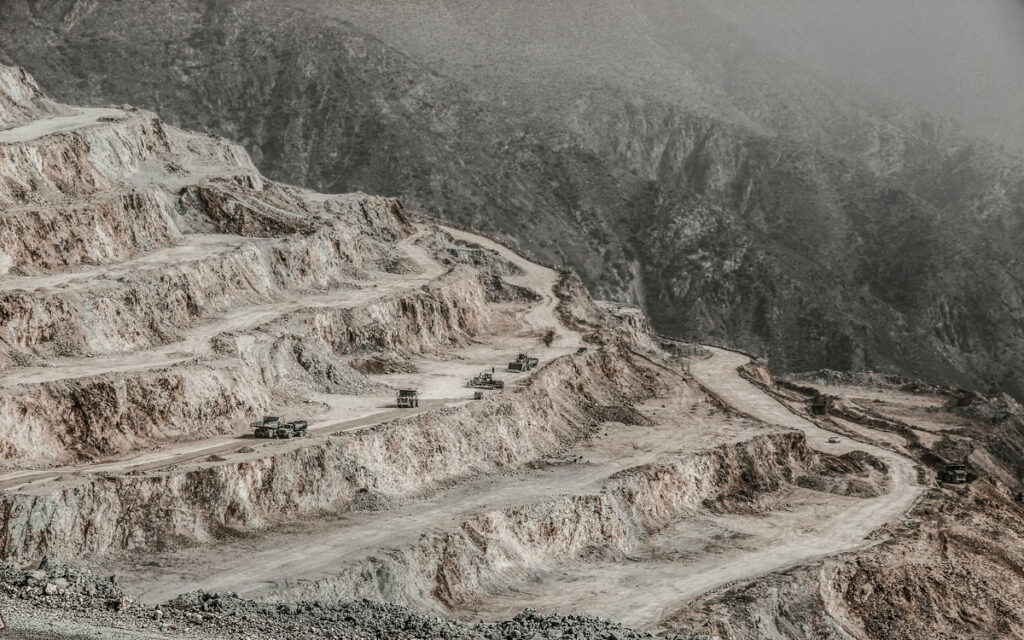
[
  {"left": 508, "top": 353, "right": 539, "bottom": 372},
  {"left": 940, "top": 463, "right": 968, "bottom": 484},
  {"left": 397, "top": 389, "right": 420, "bottom": 408},
  {"left": 250, "top": 416, "right": 308, "bottom": 439},
  {"left": 468, "top": 372, "right": 505, "bottom": 390}
]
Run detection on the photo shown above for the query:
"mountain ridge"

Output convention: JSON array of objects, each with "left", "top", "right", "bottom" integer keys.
[{"left": 2, "top": 0, "right": 1023, "bottom": 400}]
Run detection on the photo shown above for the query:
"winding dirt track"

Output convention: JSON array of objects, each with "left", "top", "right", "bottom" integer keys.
[
  {"left": 439, "top": 226, "right": 581, "bottom": 350},
  {"left": 662, "top": 348, "right": 924, "bottom": 608},
  {"left": 453, "top": 347, "right": 925, "bottom": 630},
  {"left": 0, "top": 208, "right": 580, "bottom": 497},
  {"left": 0, "top": 106, "right": 124, "bottom": 143}
]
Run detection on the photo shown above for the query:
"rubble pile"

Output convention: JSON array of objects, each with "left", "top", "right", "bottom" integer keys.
[{"left": 0, "top": 561, "right": 698, "bottom": 640}]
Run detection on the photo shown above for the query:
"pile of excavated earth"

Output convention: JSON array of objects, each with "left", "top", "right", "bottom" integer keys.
[{"left": 1, "top": 64, "right": 1023, "bottom": 640}]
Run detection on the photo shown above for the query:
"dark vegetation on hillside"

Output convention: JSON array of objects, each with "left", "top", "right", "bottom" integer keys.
[{"left": 2, "top": 0, "right": 1023, "bottom": 397}]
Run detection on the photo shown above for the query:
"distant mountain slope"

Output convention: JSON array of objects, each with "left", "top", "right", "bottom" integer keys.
[{"left": 2, "top": 0, "right": 1023, "bottom": 398}]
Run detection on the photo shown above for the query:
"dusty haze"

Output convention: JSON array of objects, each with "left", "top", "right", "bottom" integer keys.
[
  {"left": 313, "top": 0, "right": 1024, "bottom": 149},
  {"left": 707, "top": 0, "right": 1024, "bottom": 149}
]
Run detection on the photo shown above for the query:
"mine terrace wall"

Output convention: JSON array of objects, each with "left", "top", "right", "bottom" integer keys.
[
  {"left": 0, "top": 350, "right": 662, "bottom": 563},
  {"left": 290, "top": 432, "right": 817, "bottom": 612},
  {"left": 0, "top": 267, "right": 494, "bottom": 465}
]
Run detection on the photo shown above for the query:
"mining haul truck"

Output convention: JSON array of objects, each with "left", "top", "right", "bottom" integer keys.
[
  {"left": 940, "top": 463, "right": 968, "bottom": 484},
  {"left": 397, "top": 389, "right": 420, "bottom": 408},
  {"left": 280, "top": 420, "right": 308, "bottom": 439},
  {"left": 250, "top": 416, "right": 280, "bottom": 438},
  {"left": 251, "top": 416, "right": 308, "bottom": 439},
  {"left": 508, "top": 353, "right": 539, "bottom": 372},
  {"left": 809, "top": 394, "right": 837, "bottom": 415},
  {"left": 469, "top": 372, "right": 505, "bottom": 390}
]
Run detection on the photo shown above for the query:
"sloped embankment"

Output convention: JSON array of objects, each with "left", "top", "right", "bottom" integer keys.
[
  {"left": 290, "top": 432, "right": 817, "bottom": 612},
  {"left": 0, "top": 350, "right": 661, "bottom": 563},
  {"left": 667, "top": 480, "right": 1024, "bottom": 640},
  {"left": 0, "top": 216, "right": 394, "bottom": 364},
  {"left": 0, "top": 265, "right": 493, "bottom": 464}
]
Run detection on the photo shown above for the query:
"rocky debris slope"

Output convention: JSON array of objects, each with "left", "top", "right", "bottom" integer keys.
[
  {"left": 0, "top": 64, "right": 62, "bottom": 130},
  {"left": 0, "top": 559, "right": 695, "bottom": 640},
  {"left": 668, "top": 481, "right": 1024, "bottom": 640}
]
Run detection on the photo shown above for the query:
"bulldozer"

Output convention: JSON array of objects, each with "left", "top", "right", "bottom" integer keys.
[
  {"left": 468, "top": 372, "right": 505, "bottom": 390},
  {"left": 397, "top": 389, "right": 420, "bottom": 408},
  {"left": 508, "top": 353, "right": 539, "bottom": 372}
]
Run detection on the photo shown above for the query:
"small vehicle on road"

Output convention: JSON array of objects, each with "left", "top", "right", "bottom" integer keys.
[
  {"left": 250, "top": 416, "right": 280, "bottom": 438},
  {"left": 940, "top": 463, "right": 967, "bottom": 484},
  {"left": 827, "top": 436, "right": 841, "bottom": 444},
  {"left": 279, "top": 420, "right": 308, "bottom": 439}
]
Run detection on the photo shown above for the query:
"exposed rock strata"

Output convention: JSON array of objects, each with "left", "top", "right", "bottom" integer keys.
[
  {"left": 0, "top": 350, "right": 661, "bottom": 563},
  {"left": 293, "top": 432, "right": 818, "bottom": 611}
]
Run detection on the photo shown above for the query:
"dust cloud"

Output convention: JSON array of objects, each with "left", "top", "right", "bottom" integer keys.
[{"left": 702, "top": 0, "right": 1024, "bottom": 147}]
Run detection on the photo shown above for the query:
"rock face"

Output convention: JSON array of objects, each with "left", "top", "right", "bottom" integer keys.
[
  {"left": 3, "top": 0, "right": 1024, "bottom": 398},
  {"left": 0, "top": 75, "right": 453, "bottom": 466},
  {"left": 291, "top": 432, "right": 817, "bottom": 612},
  {"left": 0, "top": 65, "right": 61, "bottom": 130},
  {"left": 0, "top": 350, "right": 660, "bottom": 562}
]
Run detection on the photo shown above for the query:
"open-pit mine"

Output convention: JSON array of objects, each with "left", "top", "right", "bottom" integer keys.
[{"left": 1, "top": 63, "right": 1023, "bottom": 640}]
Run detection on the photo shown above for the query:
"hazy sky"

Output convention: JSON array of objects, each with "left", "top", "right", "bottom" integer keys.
[
  {"left": 704, "top": 0, "right": 1024, "bottom": 147},
  {"left": 303, "top": 0, "right": 1024, "bottom": 149}
]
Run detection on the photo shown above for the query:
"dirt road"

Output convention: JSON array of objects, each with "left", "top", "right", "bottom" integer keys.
[
  {"left": 0, "top": 106, "right": 124, "bottom": 144},
  {"left": 114, "top": 374, "right": 767, "bottom": 604},
  {"left": 0, "top": 218, "right": 580, "bottom": 499},
  {"left": 450, "top": 347, "right": 924, "bottom": 629}
]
